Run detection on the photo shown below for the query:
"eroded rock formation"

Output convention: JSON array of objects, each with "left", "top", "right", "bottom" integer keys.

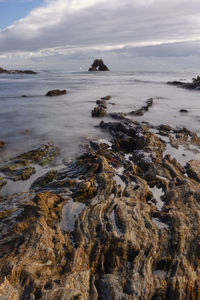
[
  {"left": 0, "top": 110, "right": 200, "bottom": 299},
  {"left": 88, "top": 59, "right": 109, "bottom": 71}
]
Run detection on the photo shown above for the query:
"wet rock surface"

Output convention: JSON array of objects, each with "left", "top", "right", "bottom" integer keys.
[
  {"left": 0, "top": 104, "right": 200, "bottom": 299},
  {"left": 0, "top": 142, "right": 58, "bottom": 185},
  {"left": 88, "top": 59, "right": 109, "bottom": 71},
  {"left": 91, "top": 95, "right": 112, "bottom": 117},
  {"left": 129, "top": 98, "right": 154, "bottom": 116},
  {"left": 0, "top": 66, "right": 37, "bottom": 74},
  {"left": 46, "top": 89, "right": 67, "bottom": 96}
]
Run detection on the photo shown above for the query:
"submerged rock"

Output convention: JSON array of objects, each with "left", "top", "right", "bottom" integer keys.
[
  {"left": 91, "top": 106, "right": 106, "bottom": 117},
  {"left": 0, "top": 142, "right": 58, "bottom": 182},
  {"left": 0, "top": 159, "right": 35, "bottom": 181},
  {"left": 46, "top": 89, "right": 67, "bottom": 96},
  {"left": 101, "top": 95, "right": 112, "bottom": 100},
  {"left": 16, "top": 142, "right": 58, "bottom": 166},
  {"left": 179, "top": 109, "right": 188, "bottom": 113},
  {"left": 128, "top": 98, "right": 154, "bottom": 117},
  {"left": 88, "top": 59, "right": 109, "bottom": 71}
]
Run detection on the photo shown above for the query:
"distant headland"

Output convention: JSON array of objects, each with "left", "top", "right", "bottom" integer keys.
[{"left": 0, "top": 66, "right": 37, "bottom": 74}]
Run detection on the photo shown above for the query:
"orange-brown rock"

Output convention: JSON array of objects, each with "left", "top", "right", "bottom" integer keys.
[
  {"left": 46, "top": 89, "right": 67, "bottom": 96},
  {"left": 0, "top": 118, "right": 200, "bottom": 299}
]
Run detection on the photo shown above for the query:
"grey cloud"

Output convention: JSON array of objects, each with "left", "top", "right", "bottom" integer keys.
[{"left": 0, "top": 0, "right": 200, "bottom": 69}]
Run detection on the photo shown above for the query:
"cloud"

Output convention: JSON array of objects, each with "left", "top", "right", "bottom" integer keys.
[{"left": 0, "top": 0, "right": 200, "bottom": 69}]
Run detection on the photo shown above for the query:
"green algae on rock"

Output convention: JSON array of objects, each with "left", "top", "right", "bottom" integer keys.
[
  {"left": 0, "top": 159, "right": 35, "bottom": 181},
  {"left": 16, "top": 142, "right": 58, "bottom": 166}
]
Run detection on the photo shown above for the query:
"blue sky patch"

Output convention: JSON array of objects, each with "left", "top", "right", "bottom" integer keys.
[{"left": 0, "top": 0, "right": 44, "bottom": 29}]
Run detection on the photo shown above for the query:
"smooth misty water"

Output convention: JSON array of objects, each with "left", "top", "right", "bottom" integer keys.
[{"left": 0, "top": 70, "right": 200, "bottom": 162}]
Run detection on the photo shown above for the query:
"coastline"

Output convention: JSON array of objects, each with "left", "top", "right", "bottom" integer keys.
[{"left": 0, "top": 81, "right": 200, "bottom": 298}]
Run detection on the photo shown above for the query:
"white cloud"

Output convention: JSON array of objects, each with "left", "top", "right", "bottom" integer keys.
[{"left": 1, "top": 0, "right": 200, "bottom": 69}]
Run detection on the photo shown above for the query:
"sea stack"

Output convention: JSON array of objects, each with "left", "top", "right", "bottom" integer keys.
[{"left": 88, "top": 59, "right": 109, "bottom": 71}]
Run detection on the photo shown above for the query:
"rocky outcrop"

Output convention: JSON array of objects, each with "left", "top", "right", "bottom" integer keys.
[
  {"left": 168, "top": 75, "right": 200, "bottom": 90},
  {"left": 129, "top": 98, "right": 154, "bottom": 116},
  {"left": 0, "top": 113, "right": 200, "bottom": 299},
  {"left": 0, "top": 67, "right": 37, "bottom": 74},
  {"left": 91, "top": 95, "right": 112, "bottom": 117},
  {"left": 46, "top": 89, "right": 67, "bottom": 96},
  {"left": 0, "top": 141, "right": 5, "bottom": 148},
  {"left": 88, "top": 59, "right": 109, "bottom": 71},
  {"left": 91, "top": 106, "right": 107, "bottom": 117}
]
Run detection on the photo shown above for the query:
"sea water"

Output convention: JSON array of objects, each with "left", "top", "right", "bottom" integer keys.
[{"left": 0, "top": 70, "right": 200, "bottom": 162}]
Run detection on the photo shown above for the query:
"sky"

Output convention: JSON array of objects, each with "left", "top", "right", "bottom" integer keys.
[{"left": 0, "top": 0, "right": 200, "bottom": 71}]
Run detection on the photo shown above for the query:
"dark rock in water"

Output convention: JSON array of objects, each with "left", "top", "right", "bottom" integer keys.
[
  {"left": 0, "top": 66, "right": 37, "bottom": 74},
  {"left": 128, "top": 98, "right": 154, "bottom": 117},
  {"left": 88, "top": 59, "right": 109, "bottom": 71},
  {"left": 167, "top": 76, "right": 200, "bottom": 90},
  {"left": 101, "top": 95, "right": 111, "bottom": 100},
  {"left": 46, "top": 89, "right": 67, "bottom": 96},
  {"left": 179, "top": 109, "right": 188, "bottom": 113},
  {"left": 0, "top": 141, "right": 5, "bottom": 148},
  {"left": 167, "top": 80, "right": 185, "bottom": 86},
  {"left": 96, "top": 99, "right": 107, "bottom": 109},
  {"left": 146, "top": 97, "right": 153, "bottom": 107},
  {"left": 91, "top": 106, "right": 106, "bottom": 117}
]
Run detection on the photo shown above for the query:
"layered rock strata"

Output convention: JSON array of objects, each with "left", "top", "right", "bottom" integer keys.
[{"left": 0, "top": 113, "right": 200, "bottom": 299}]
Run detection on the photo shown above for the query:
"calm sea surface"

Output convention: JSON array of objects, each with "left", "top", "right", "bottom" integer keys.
[{"left": 0, "top": 70, "right": 200, "bottom": 162}]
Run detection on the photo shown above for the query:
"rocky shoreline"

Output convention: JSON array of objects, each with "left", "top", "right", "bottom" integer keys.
[
  {"left": 168, "top": 75, "right": 200, "bottom": 90},
  {"left": 0, "top": 66, "right": 37, "bottom": 75},
  {"left": 0, "top": 94, "right": 200, "bottom": 299}
]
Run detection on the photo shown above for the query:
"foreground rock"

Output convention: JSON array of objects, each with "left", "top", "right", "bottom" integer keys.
[
  {"left": 46, "top": 89, "right": 67, "bottom": 96},
  {"left": 0, "top": 66, "right": 37, "bottom": 75},
  {"left": 168, "top": 75, "right": 200, "bottom": 90},
  {"left": 0, "top": 115, "right": 200, "bottom": 299},
  {"left": 88, "top": 59, "right": 109, "bottom": 71}
]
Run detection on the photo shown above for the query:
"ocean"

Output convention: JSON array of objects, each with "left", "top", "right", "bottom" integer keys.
[{"left": 0, "top": 69, "right": 200, "bottom": 163}]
